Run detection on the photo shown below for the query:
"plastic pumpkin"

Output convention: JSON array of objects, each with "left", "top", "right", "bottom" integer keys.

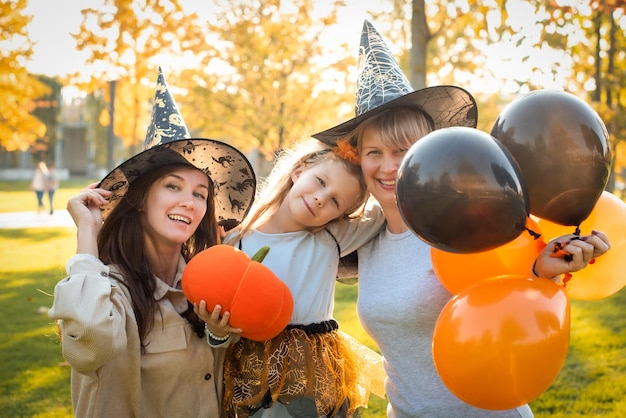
[{"left": 182, "top": 245, "right": 293, "bottom": 341}]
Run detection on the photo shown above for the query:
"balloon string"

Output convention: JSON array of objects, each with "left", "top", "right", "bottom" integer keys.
[
  {"left": 562, "top": 273, "right": 573, "bottom": 286},
  {"left": 545, "top": 224, "right": 582, "bottom": 262},
  {"left": 557, "top": 225, "right": 581, "bottom": 288},
  {"left": 550, "top": 242, "right": 573, "bottom": 262},
  {"left": 525, "top": 227, "right": 542, "bottom": 240}
]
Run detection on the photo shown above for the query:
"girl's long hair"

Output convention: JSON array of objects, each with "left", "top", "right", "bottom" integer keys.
[
  {"left": 234, "top": 139, "right": 369, "bottom": 239},
  {"left": 98, "top": 163, "right": 220, "bottom": 346}
]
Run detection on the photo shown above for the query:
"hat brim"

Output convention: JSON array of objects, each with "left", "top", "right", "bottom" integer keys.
[
  {"left": 312, "top": 85, "right": 478, "bottom": 146},
  {"left": 98, "top": 138, "right": 256, "bottom": 226}
]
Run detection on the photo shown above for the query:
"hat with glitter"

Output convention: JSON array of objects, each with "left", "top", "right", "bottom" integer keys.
[
  {"left": 98, "top": 67, "right": 256, "bottom": 227},
  {"left": 313, "top": 20, "right": 478, "bottom": 145}
]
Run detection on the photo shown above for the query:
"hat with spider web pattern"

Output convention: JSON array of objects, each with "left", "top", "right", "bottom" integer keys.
[{"left": 313, "top": 19, "right": 478, "bottom": 146}]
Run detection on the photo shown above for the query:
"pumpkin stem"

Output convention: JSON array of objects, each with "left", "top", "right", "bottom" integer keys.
[{"left": 251, "top": 246, "right": 270, "bottom": 263}]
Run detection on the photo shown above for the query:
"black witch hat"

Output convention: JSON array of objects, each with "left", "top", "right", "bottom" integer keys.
[
  {"left": 313, "top": 20, "right": 478, "bottom": 145},
  {"left": 98, "top": 67, "right": 256, "bottom": 227}
]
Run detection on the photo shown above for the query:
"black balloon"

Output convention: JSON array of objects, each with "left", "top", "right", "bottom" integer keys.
[
  {"left": 397, "top": 127, "right": 529, "bottom": 253},
  {"left": 491, "top": 90, "right": 611, "bottom": 226}
]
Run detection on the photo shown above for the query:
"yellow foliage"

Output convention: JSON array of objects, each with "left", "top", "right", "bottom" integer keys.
[
  {"left": 70, "top": 0, "right": 209, "bottom": 153},
  {"left": 0, "top": 0, "right": 49, "bottom": 151},
  {"left": 51, "top": 0, "right": 355, "bottom": 163},
  {"left": 178, "top": 0, "right": 355, "bottom": 160}
]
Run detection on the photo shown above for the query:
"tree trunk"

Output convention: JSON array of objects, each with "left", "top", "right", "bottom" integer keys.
[{"left": 410, "top": 0, "right": 429, "bottom": 89}]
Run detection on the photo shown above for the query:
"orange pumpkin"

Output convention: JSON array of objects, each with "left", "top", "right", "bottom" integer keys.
[{"left": 182, "top": 244, "right": 293, "bottom": 341}]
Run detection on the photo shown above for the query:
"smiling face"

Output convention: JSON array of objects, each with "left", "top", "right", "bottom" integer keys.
[
  {"left": 359, "top": 126, "right": 408, "bottom": 212},
  {"left": 142, "top": 167, "right": 210, "bottom": 248},
  {"left": 282, "top": 158, "right": 363, "bottom": 230},
  {"left": 357, "top": 107, "right": 434, "bottom": 215}
]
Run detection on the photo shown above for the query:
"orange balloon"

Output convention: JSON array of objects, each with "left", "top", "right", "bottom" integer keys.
[
  {"left": 432, "top": 277, "right": 570, "bottom": 410},
  {"left": 431, "top": 247, "right": 508, "bottom": 294},
  {"left": 495, "top": 217, "right": 545, "bottom": 275},
  {"left": 538, "top": 191, "right": 626, "bottom": 300},
  {"left": 431, "top": 218, "right": 545, "bottom": 294}
]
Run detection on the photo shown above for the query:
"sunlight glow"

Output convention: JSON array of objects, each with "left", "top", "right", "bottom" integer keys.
[{"left": 23, "top": 0, "right": 589, "bottom": 96}]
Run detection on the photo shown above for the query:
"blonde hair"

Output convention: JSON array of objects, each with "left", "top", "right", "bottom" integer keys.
[
  {"left": 354, "top": 106, "right": 434, "bottom": 152},
  {"left": 236, "top": 139, "right": 369, "bottom": 238}
]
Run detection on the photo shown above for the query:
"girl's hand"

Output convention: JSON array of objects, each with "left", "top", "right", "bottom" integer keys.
[
  {"left": 534, "top": 230, "right": 610, "bottom": 280},
  {"left": 194, "top": 300, "right": 242, "bottom": 338}
]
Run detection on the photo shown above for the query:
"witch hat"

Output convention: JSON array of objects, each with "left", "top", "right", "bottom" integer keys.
[
  {"left": 98, "top": 67, "right": 256, "bottom": 226},
  {"left": 313, "top": 20, "right": 478, "bottom": 145}
]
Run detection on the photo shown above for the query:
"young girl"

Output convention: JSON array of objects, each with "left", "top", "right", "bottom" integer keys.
[{"left": 200, "top": 139, "right": 385, "bottom": 417}]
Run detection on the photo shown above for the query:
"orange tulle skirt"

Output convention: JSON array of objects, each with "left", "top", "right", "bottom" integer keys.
[{"left": 223, "top": 321, "right": 386, "bottom": 418}]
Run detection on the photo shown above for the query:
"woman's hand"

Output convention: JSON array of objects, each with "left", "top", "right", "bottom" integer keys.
[
  {"left": 67, "top": 183, "right": 111, "bottom": 256},
  {"left": 194, "top": 300, "right": 242, "bottom": 339},
  {"left": 534, "top": 230, "right": 610, "bottom": 280},
  {"left": 67, "top": 183, "right": 111, "bottom": 228}
]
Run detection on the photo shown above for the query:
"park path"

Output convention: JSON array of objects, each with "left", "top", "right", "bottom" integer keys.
[{"left": 0, "top": 210, "right": 75, "bottom": 229}]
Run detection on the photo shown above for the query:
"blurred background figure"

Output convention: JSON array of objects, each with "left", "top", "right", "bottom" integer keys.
[
  {"left": 30, "top": 161, "right": 49, "bottom": 214},
  {"left": 45, "top": 164, "right": 59, "bottom": 214}
]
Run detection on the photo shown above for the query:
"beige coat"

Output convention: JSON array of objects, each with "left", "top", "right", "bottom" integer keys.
[{"left": 49, "top": 254, "right": 225, "bottom": 418}]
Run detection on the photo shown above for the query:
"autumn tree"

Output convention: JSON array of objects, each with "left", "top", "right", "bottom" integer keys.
[
  {"left": 70, "top": 0, "right": 357, "bottom": 175},
  {"left": 0, "top": 0, "right": 50, "bottom": 152},
  {"left": 71, "top": 0, "right": 210, "bottom": 167},
  {"left": 376, "top": 0, "right": 625, "bottom": 188},
  {"left": 178, "top": 0, "right": 355, "bottom": 165},
  {"left": 534, "top": 0, "right": 626, "bottom": 192},
  {"left": 368, "top": 0, "right": 514, "bottom": 131},
  {"left": 30, "top": 75, "right": 62, "bottom": 161}
]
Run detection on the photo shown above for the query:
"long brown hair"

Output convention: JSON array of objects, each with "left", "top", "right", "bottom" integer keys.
[{"left": 98, "top": 163, "right": 220, "bottom": 346}]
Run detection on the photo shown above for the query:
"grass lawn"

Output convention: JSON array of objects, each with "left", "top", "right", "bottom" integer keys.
[
  {"left": 0, "top": 179, "right": 97, "bottom": 214},
  {"left": 0, "top": 181, "right": 624, "bottom": 417},
  {"left": 0, "top": 227, "right": 76, "bottom": 417}
]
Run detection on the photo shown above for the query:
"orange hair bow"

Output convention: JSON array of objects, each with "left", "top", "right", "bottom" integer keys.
[{"left": 333, "top": 137, "right": 360, "bottom": 165}]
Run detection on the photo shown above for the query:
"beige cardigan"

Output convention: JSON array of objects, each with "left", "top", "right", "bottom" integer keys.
[{"left": 49, "top": 254, "right": 225, "bottom": 418}]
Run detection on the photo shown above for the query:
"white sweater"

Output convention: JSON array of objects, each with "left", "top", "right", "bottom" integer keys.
[{"left": 229, "top": 204, "right": 385, "bottom": 325}]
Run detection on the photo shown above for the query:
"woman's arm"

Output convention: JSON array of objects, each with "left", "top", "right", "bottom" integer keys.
[
  {"left": 328, "top": 200, "right": 386, "bottom": 255},
  {"left": 48, "top": 256, "right": 130, "bottom": 372}
]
